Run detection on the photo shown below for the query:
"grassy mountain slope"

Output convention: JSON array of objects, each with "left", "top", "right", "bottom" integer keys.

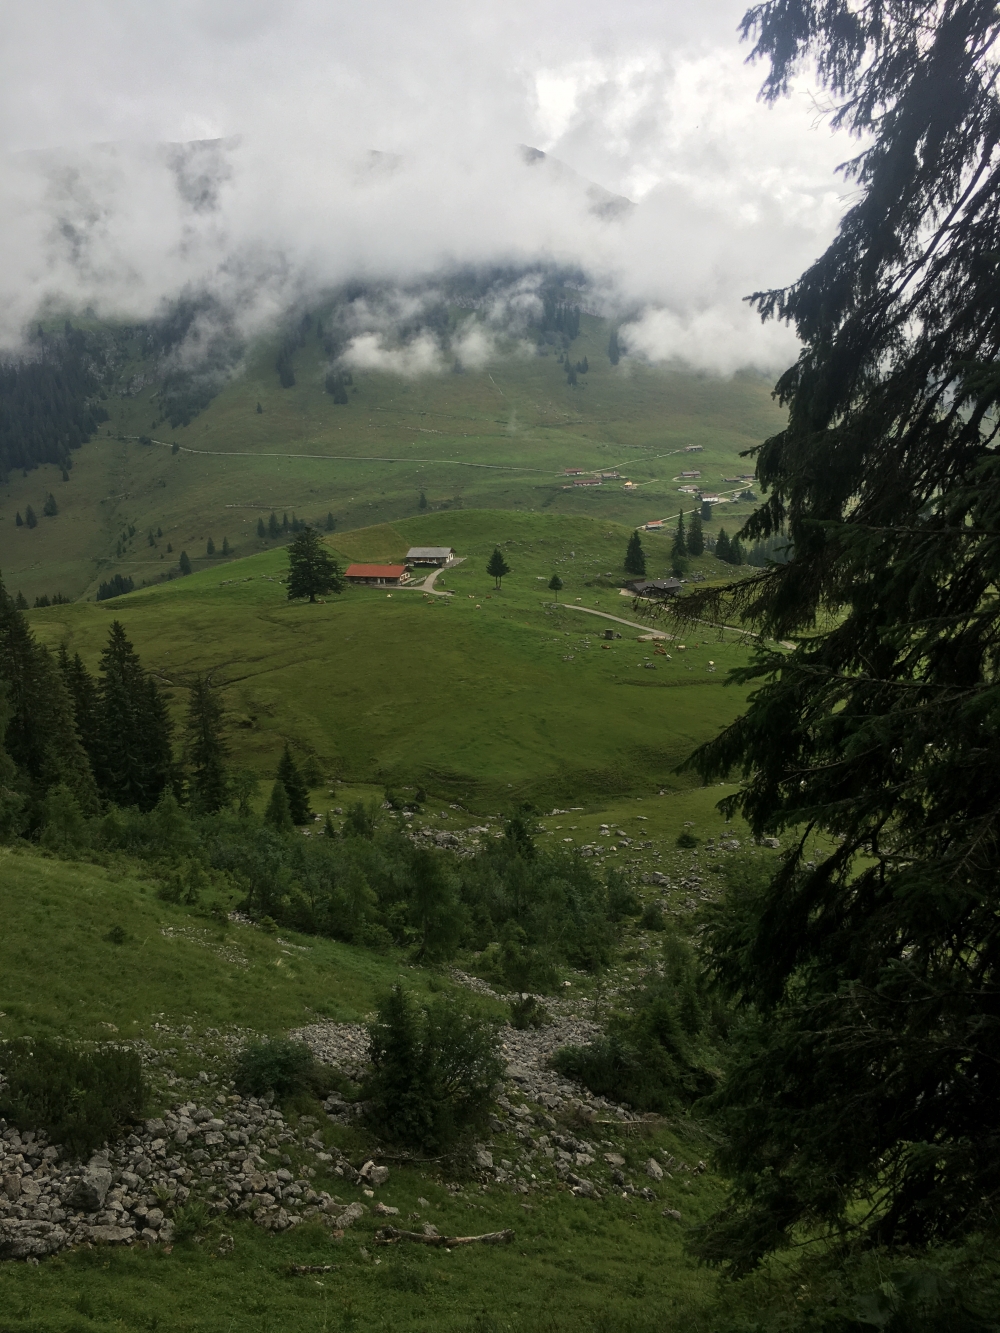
[
  {"left": 29, "top": 510, "right": 756, "bottom": 806},
  {"left": 0, "top": 312, "right": 782, "bottom": 603}
]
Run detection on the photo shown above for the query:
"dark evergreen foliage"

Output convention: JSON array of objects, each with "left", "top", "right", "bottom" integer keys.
[
  {"left": 363, "top": 985, "right": 504, "bottom": 1153},
  {"left": 276, "top": 744, "right": 311, "bottom": 824},
  {"left": 42, "top": 493, "right": 57, "bottom": 517},
  {"left": 257, "top": 517, "right": 266, "bottom": 538},
  {"left": 672, "top": 510, "right": 687, "bottom": 560},
  {"left": 0, "top": 328, "right": 107, "bottom": 481},
  {"left": 206, "top": 537, "right": 215, "bottom": 555},
  {"left": 624, "top": 530, "right": 646, "bottom": 576},
  {"left": 325, "top": 511, "right": 336, "bottom": 530},
  {"left": 268, "top": 511, "right": 280, "bottom": 538},
  {"left": 672, "top": 0, "right": 1000, "bottom": 1272},
  {"left": 286, "top": 525, "right": 345, "bottom": 602},
  {"left": 687, "top": 509, "right": 705, "bottom": 557},
  {"left": 178, "top": 551, "right": 192, "bottom": 575},
  {"left": 714, "top": 528, "right": 731, "bottom": 563},
  {"left": 608, "top": 329, "right": 620, "bottom": 365},
  {"left": 0, "top": 578, "right": 97, "bottom": 821},
  {"left": 264, "top": 778, "right": 294, "bottom": 833},
  {"left": 486, "top": 546, "right": 511, "bottom": 588},
  {"left": 93, "top": 621, "right": 173, "bottom": 811},
  {"left": 186, "top": 676, "right": 228, "bottom": 814},
  {"left": 24, "top": 506, "right": 37, "bottom": 529},
  {"left": 0, "top": 1038, "right": 145, "bottom": 1158},
  {"left": 325, "top": 370, "right": 349, "bottom": 403},
  {"left": 548, "top": 574, "right": 563, "bottom": 597},
  {"left": 96, "top": 574, "right": 134, "bottom": 601}
]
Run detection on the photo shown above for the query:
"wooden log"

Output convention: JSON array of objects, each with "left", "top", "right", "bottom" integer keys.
[
  {"left": 287, "top": 1263, "right": 338, "bottom": 1275},
  {"left": 374, "top": 1227, "right": 515, "bottom": 1248}
]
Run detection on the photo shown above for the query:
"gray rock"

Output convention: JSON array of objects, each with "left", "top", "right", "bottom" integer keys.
[
  {"left": 645, "top": 1157, "right": 664, "bottom": 1181},
  {"left": 0, "top": 1219, "right": 67, "bottom": 1260},
  {"left": 144, "top": 1119, "right": 167, "bottom": 1137},
  {"left": 69, "top": 1166, "right": 112, "bottom": 1212},
  {"left": 144, "top": 1208, "right": 164, "bottom": 1230},
  {"left": 85, "top": 1225, "right": 136, "bottom": 1245},
  {"left": 474, "top": 1149, "right": 494, "bottom": 1170},
  {"left": 661, "top": 1208, "right": 682, "bottom": 1221},
  {"left": 328, "top": 1201, "right": 365, "bottom": 1227},
  {"left": 360, "top": 1161, "right": 389, "bottom": 1187},
  {"left": 2, "top": 1175, "right": 21, "bottom": 1201}
]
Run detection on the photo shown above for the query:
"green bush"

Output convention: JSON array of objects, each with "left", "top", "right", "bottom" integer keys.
[
  {"left": 172, "top": 1198, "right": 211, "bottom": 1241},
  {"left": 363, "top": 985, "right": 504, "bottom": 1152},
  {"left": 676, "top": 830, "right": 699, "bottom": 849},
  {"left": 232, "top": 1038, "right": 319, "bottom": 1099},
  {"left": 552, "top": 931, "right": 722, "bottom": 1113},
  {"left": 509, "top": 995, "right": 551, "bottom": 1030},
  {"left": 640, "top": 902, "right": 666, "bottom": 931},
  {"left": 0, "top": 1037, "right": 145, "bottom": 1156}
]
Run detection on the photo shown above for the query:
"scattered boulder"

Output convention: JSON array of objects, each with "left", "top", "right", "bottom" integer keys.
[
  {"left": 645, "top": 1157, "right": 664, "bottom": 1181},
  {"left": 68, "top": 1165, "right": 112, "bottom": 1212}
]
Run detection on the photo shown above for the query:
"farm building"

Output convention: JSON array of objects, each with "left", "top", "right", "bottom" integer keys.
[
  {"left": 563, "top": 468, "right": 585, "bottom": 476},
  {"left": 345, "top": 563, "right": 410, "bottom": 586},
  {"left": 631, "top": 578, "right": 684, "bottom": 598},
  {"left": 573, "top": 477, "right": 602, "bottom": 487},
  {"left": 405, "top": 547, "right": 454, "bottom": 566},
  {"left": 643, "top": 519, "right": 665, "bottom": 530},
  {"left": 680, "top": 470, "right": 702, "bottom": 479},
  {"left": 684, "top": 444, "right": 704, "bottom": 452}
]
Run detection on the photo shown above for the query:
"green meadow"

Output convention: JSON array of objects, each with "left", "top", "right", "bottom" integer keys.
[
  {"left": 0, "top": 311, "right": 781, "bottom": 604},
  {"left": 28, "top": 510, "right": 756, "bottom": 807}
]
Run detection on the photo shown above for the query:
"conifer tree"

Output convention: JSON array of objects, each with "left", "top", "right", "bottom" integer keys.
[
  {"left": 486, "top": 547, "right": 511, "bottom": 589},
  {"left": 286, "top": 526, "right": 345, "bottom": 603},
  {"left": 94, "top": 621, "right": 173, "bottom": 811},
  {"left": 222, "top": 536, "right": 230, "bottom": 555},
  {"left": 268, "top": 511, "right": 280, "bottom": 539},
  {"left": 672, "top": 510, "right": 687, "bottom": 560},
  {"left": 715, "top": 528, "right": 731, "bottom": 563},
  {"left": 14, "top": 592, "right": 27, "bottom": 610},
  {"left": 678, "top": 0, "right": 1000, "bottom": 1268},
  {"left": 548, "top": 574, "right": 563, "bottom": 599},
  {"left": 0, "top": 579, "right": 97, "bottom": 818},
  {"left": 418, "top": 491, "right": 427, "bottom": 511},
  {"left": 179, "top": 551, "right": 192, "bottom": 575},
  {"left": 257, "top": 517, "right": 266, "bottom": 539},
  {"left": 282, "top": 512, "right": 290, "bottom": 533},
  {"left": 624, "top": 531, "right": 646, "bottom": 577},
  {"left": 687, "top": 509, "right": 704, "bottom": 557},
  {"left": 608, "top": 330, "right": 620, "bottom": 365},
  {"left": 256, "top": 401, "right": 263, "bottom": 414},
  {"left": 206, "top": 537, "right": 215, "bottom": 556},
  {"left": 325, "top": 512, "right": 335, "bottom": 531},
  {"left": 57, "top": 646, "right": 99, "bottom": 772},
  {"left": 186, "top": 676, "right": 228, "bottom": 814},
  {"left": 275, "top": 744, "right": 311, "bottom": 824},
  {"left": 43, "top": 493, "right": 57, "bottom": 517},
  {"left": 25, "top": 506, "right": 37, "bottom": 529},
  {"left": 15, "top": 512, "right": 22, "bottom": 527},
  {"left": 264, "top": 779, "right": 294, "bottom": 833}
]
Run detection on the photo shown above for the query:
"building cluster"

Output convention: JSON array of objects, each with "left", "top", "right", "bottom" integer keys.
[{"left": 344, "top": 546, "right": 455, "bottom": 587}]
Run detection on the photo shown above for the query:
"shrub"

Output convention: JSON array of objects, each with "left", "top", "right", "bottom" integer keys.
[
  {"left": 363, "top": 985, "right": 503, "bottom": 1153},
  {"left": 509, "top": 995, "right": 551, "bottom": 1030},
  {"left": 39, "top": 783, "right": 90, "bottom": 855},
  {"left": 232, "top": 1038, "right": 319, "bottom": 1099},
  {"left": 552, "top": 931, "right": 722, "bottom": 1113},
  {"left": 172, "top": 1198, "right": 211, "bottom": 1241},
  {"left": 640, "top": 902, "right": 666, "bottom": 931},
  {"left": 0, "top": 1038, "right": 145, "bottom": 1156},
  {"left": 676, "top": 830, "right": 699, "bottom": 849}
]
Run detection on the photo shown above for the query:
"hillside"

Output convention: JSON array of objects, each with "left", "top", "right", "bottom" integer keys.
[
  {"left": 0, "top": 309, "right": 781, "bottom": 604},
  {"left": 28, "top": 510, "right": 756, "bottom": 807}
]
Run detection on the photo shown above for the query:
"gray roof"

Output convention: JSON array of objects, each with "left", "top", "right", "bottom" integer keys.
[{"left": 406, "top": 546, "right": 454, "bottom": 558}]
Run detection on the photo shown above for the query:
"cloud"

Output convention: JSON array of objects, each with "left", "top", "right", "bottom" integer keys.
[{"left": 0, "top": 1, "right": 855, "bottom": 375}]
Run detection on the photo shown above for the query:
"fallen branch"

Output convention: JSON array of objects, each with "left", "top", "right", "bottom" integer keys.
[
  {"left": 374, "top": 1227, "right": 515, "bottom": 1248},
  {"left": 287, "top": 1263, "right": 338, "bottom": 1275}
]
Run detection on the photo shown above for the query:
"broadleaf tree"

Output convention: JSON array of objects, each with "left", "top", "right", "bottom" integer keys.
[
  {"left": 286, "top": 526, "right": 345, "bottom": 603},
  {"left": 671, "top": 0, "right": 1000, "bottom": 1274}
]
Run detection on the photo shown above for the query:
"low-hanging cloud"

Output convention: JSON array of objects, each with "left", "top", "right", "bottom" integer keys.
[{"left": 0, "top": 0, "right": 854, "bottom": 376}]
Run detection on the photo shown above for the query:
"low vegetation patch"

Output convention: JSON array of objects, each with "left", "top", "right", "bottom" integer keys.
[{"left": 0, "top": 1036, "right": 145, "bottom": 1156}]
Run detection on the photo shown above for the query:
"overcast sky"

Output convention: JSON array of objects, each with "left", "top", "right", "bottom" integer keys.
[{"left": 0, "top": 0, "right": 855, "bottom": 372}]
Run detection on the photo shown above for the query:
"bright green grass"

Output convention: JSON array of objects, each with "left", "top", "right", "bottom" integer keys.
[
  {"left": 0, "top": 847, "right": 446, "bottom": 1046},
  {"left": 0, "top": 843, "right": 726, "bottom": 1333},
  {"left": 0, "top": 312, "right": 780, "bottom": 602},
  {"left": 28, "top": 511, "right": 756, "bottom": 807}
]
